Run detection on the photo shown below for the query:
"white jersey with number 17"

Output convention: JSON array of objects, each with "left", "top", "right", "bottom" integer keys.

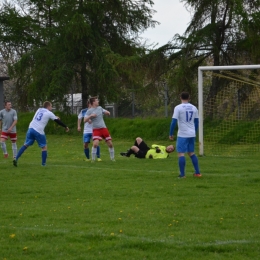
[
  {"left": 29, "top": 108, "right": 57, "bottom": 135},
  {"left": 172, "top": 102, "right": 198, "bottom": 138}
]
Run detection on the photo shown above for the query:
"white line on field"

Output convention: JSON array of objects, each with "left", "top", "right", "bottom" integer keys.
[{"left": 8, "top": 225, "right": 259, "bottom": 246}]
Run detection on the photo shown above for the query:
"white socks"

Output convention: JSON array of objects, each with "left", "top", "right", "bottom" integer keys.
[
  {"left": 109, "top": 147, "right": 114, "bottom": 160},
  {"left": 1, "top": 142, "right": 7, "bottom": 154},
  {"left": 12, "top": 143, "right": 17, "bottom": 158}
]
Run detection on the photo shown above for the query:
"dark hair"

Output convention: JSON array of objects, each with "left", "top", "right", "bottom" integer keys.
[
  {"left": 180, "top": 92, "right": 190, "bottom": 100},
  {"left": 89, "top": 96, "right": 98, "bottom": 105},
  {"left": 4, "top": 101, "right": 11, "bottom": 105},
  {"left": 43, "top": 101, "right": 52, "bottom": 108}
]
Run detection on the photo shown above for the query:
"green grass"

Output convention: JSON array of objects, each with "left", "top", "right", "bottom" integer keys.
[{"left": 1, "top": 134, "right": 260, "bottom": 259}]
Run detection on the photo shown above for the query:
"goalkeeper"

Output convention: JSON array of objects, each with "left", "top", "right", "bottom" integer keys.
[{"left": 120, "top": 137, "right": 174, "bottom": 159}]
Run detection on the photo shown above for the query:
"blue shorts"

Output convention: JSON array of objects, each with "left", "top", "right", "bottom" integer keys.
[
  {"left": 25, "top": 128, "right": 47, "bottom": 148},
  {"left": 83, "top": 133, "right": 92, "bottom": 143},
  {"left": 177, "top": 137, "right": 195, "bottom": 153}
]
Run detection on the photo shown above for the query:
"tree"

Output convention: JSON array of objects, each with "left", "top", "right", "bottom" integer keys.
[
  {"left": 0, "top": 0, "right": 158, "bottom": 110},
  {"left": 170, "top": 0, "right": 260, "bottom": 102}
]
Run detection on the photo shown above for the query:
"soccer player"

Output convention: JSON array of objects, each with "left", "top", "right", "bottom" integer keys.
[
  {"left": 77, "top": 100, "right": 102, "bottom": 162},
  {"left": 169, "top": 92, "right": 202, "bottom": 178},
  {"left": 84, "top": 96, "right": 115, "bottom": 161},
  {"left": 0, "top": 101, "right": 18, "bottom": 159},
  {"left": 13, "top": 101, "right": 69, "bottom": 167},
  {"left": 120, "top": 137, "right": 175, "bottom": 159}
]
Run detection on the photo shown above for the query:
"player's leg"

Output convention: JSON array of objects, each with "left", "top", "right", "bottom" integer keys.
[
  {"left": 14, "top": 129, "right": 35, "bottom": 165},
  {"left": 187, "top": 138, "right": 201, "bottom": 177},
  {"left": 89, "top": 132, "right": 101, "bottom": 161},
  {"left": 35, "top": 133, "right": 47, "bottom": 166},
  {"left": 103, "top": 128, "right": 115, "bottom": 161},
  {"left": 83, "top": 133, "right": 91, "bottom": 160},
  {"left": 106, "top": 139, "right": 115, "bottom": 161},
  {"left": 10, "top": 133, "right": 17, "bottom": 159},
  {"left": 92, "top": 139, "right": 99, "bottom": 161},
  {"left": 176, "top": 137, "right": 187, "bottom": 178},
  {"left": 0, "top": 133, "right": 8, "bottom": 158}
]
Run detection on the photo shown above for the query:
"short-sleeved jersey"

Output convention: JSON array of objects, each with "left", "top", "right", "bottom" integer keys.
[
  {"left": 78, "top": 108, "right": 93, "bottom": 134},
  {"left": 145, "top": 145, "right": 169, "bottom": 159},
  {"left": 29, "top": 108, "right": 57, "bottom": 135},
  {"left": 85, "top": 106, "right": 106, "bottom": 129},
  {"left": 0, "top": 108, "right": 18, "bottom": 133},
  {"left": 172, "top": 102, "right": 198, "bottom": 138}
]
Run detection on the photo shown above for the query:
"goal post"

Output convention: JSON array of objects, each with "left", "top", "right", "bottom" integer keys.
[{"left": 198, "top": 64, "right": 260, "bottom": 156}]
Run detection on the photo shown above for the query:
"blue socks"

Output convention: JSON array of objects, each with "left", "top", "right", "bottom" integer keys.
[
  {"left": 42, "top": 150, "right": 47, "bottom": 166},
  {"left": 84, "top": 148, "right": 90, "bottom": 159},
  {"left": 96, "top": 146, "right": 100, "bottom": 158},
  {"left": 16, "top": 145, "right": 27, "bottom": 161},
  {"left": 178, "top": 156, "right": 186, "bottom": 176},
  {"left": 190, "top": 154, "right": 200, "bottom": 174},
  {"left": 85, "top": 146, "right": 100, "bottom": 159}
]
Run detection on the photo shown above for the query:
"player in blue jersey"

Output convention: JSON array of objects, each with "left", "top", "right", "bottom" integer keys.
[
  {"left": 77, "top": 100, "right": 103, "bottom": 162},
  {"left": 169, "top": 92, "right": 201, "bottom": 178},
  {"left": 13, "top": 101, "right": 69, "bottom": 167},
  {"left": 84, "top": 96, "right": 115, "bottom": 161}
]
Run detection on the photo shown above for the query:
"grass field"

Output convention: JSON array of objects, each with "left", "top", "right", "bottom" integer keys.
[{"left": 1, "top": 134, "right": 260, "bottom": 259}]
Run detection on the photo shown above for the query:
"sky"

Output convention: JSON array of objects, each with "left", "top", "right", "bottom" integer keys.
[{"left": 140, "top": 0, "right": 191, "bottom": 47}]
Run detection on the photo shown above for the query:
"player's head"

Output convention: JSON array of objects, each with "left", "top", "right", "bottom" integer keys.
[
  {"left": 43, "top": 101, "right": 52, "bottom": 110},
  {"left": 4, "top": 101, "right": 12, "bottom": 110},
  {"left": 89, "top": 96, "right": 99, "bottom": 106},
  {"left": 87, "top": 100, "right": 91, "bottom": 108},
  {"left": 166, "top": 145, "right": 175, "bottom": 153},
  {"left": 180, "top": 92, "right": 190, "bottom": 101}
]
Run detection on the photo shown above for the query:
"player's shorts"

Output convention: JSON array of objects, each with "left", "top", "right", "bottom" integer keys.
[
  {"left": 83, "top": 133, "right": 92, "bottom": 143},
  {"left": 1, "top": 132, "right": 17, "bottom": 142},
  {"left": 135, "top": 141, "right": 150, "bottom": 159},
  {"left": 176, "top": 137, "right": 195, "bottom": 153},
  {"left": 25, "top": 128, "right": 46, "bottom": 148},
  {"left": 93, "top": 128, "right": 112, "bottom": 141}
]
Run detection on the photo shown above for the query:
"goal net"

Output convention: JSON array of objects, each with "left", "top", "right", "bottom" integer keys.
[{"left": 198, "top": 65, "right": 260, "bottom": 156}]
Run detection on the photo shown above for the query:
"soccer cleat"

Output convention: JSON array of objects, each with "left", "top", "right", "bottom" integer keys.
[
  {"left": 4, "top": 153, "right": 8, "bottom": 158},
  {"left": 97, "top": 158, "right": 102, "bottom": 162},
  {"left": 111, "top": 158, "right": 116, "bottom": 162},
  {"left": 120, "top": 152, "right": 130, "bottom": 157},
  {"left": 178, "top": 175, "right": 186, "bottom": 179},
  {"left": 193, "top": 173, "right": 202, "bottom": 177},
  {"left": 13, "top": 159, "right": 17, "bottom": 167},
  {"left": 84, "top": 158, "right": 91, "bottom": 162}
]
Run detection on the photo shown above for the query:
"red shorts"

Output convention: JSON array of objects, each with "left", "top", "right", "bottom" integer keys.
[
  {"left": 93, "top": 128, "right": 112, "bottom": 141},
  {"left": 1, "top": 132, "right": 17, "bottom": 142}
]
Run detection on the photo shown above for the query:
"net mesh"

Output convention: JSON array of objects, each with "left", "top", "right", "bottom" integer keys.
[{"left": 203, "top": 71, "right": 260, "bottom": 156}]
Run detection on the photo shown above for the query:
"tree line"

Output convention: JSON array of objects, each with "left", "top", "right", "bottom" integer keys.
[{"left": 1, "top": 0, "right": 260, "bottom": 113}]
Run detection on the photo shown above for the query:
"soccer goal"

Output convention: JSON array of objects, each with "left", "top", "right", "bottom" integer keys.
[{"left": 198, "top": 64, "right": 260, "bottom": 156}]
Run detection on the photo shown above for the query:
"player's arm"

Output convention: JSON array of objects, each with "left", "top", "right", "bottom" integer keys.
[
  {"left": 103, "top": 109, "right": 110, "bottom": 116},
  {"left": 84, "top": 114, "right": 96, "bottom": 123},
  {"left": 169, "top": 118, "right": 177, "bottom": 140},
  {"left": 194, "top": 118, "right": 199, "bottom": 133},
  {"left": 77, "top": 118, "right": 82, "bottom": 132},
  {"left": 54, "top": 119, "right": 69, "bottom": 132},
  {"left": 8, "top": 119, "right": 17, "bottom": 132},
  {"left": 151, "top": 144, "right": 161, "bottom": 153}
]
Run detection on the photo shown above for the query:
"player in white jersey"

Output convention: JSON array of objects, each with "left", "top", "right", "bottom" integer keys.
[
  {"left": 0, "top": 101, "right": 18, "bottom": 159},
  {"left": 84, "top": 96, "right": 115, "bottom": 161},
  {"left": 77, "top": 101, "right": 102, "bottom": 161},
  {"left": 169, "top": 92, "right": 201, "bottom": 178},
  {"left": 13, "top": 101, "right": 69, "bottom": 167}
]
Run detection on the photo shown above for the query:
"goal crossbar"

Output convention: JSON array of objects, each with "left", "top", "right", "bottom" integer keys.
[{"left": 198, "top": 65, "right": 260, "bottom": 155}]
